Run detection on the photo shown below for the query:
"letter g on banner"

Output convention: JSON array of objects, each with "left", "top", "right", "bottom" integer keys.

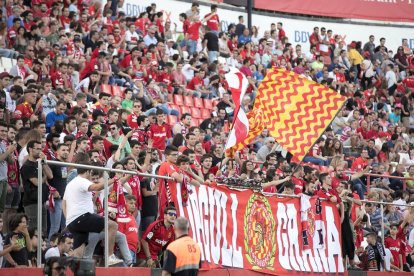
[{"left": 244, "top": 194, "right": 276, "bottom": 270}]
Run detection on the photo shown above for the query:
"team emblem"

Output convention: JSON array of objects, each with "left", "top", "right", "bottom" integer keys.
[{"left": 244, "top": 194, "right": 276, "bottom": 270}]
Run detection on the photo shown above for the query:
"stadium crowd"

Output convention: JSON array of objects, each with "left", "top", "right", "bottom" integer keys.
[{"left": 0, "top": 0, "right": 413, "bottom": 272}]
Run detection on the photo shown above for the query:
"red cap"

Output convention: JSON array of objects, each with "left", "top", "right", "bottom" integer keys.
[{"left": 151, "top": 60, "right": 158, "bottom": 66}]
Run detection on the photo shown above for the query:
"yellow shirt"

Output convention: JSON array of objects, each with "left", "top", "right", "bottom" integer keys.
[{"left": 348, "top": 49, "right": 363, "bottom": 66}]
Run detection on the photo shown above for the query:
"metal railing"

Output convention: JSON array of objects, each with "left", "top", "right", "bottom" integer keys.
[{"left": 36, "top": 159, "right": 173, "bottom": 268}]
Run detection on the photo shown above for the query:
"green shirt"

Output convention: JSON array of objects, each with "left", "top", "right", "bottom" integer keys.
[
  {"left": 403, "top": 172, "right": 414, "bottom": 188},
  {"left": 106, "top": 136, "right": 131, "bottom": 160},
  {"left": 122, "top": 99, "right": 133, "bottom": 110}
]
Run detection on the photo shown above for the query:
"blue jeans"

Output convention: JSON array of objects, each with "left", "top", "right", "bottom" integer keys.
[
  {"left": 158, "top": 104, "right": 179, "bottom": 116},
  {"left": 352, "top": 179, "right": 366, "bottom": 200},
  {"left": 144, "top": 107, "right": 157, "bottom": 116},
  {"left": 130, "top": 249, "right": 136, "bottom": 264},
  {"left": 86, "top": 231, "right": 132, "bottom": 266},
  {"left": 303, "top": 156, "right": 329, "bottom": 166},
  {"left": 208, "top": 51, "right": 218, "bottom": 63},
  {"left": 48, "top": 199, "right": 66, "bottom": 239},
  {"left": 187, "top": 40, "right": 197, "bottom": 56}
]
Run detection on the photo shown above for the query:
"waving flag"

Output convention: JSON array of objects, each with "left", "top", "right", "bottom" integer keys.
[
  {"left": 225, "top": 108, "right": 265, "bottom": 157},
  {"left": 254, "top": 68, "right": 346, "bottom": 161},
  {"left": 224, "top": 68, "right": 250, "bottom": 152}
]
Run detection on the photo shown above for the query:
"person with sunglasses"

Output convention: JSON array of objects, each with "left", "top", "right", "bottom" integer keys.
[{"left": 137, "top": 206, "right": 177, "bottom": 268}]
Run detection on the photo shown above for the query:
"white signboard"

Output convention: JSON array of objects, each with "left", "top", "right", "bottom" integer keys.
[{"left": 122, "top": 0, "right": 414, "bottom": 53}]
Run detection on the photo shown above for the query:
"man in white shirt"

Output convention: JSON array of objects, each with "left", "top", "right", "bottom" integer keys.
[
  {"left": 5, "top": 85, "right": 23, "bottom": 113},
  {"left": 62, "top": 160, "right": 122, "bottom": 265},
  {"left": 125, "top": 24, "right": 140, "bottom": 50},
  {"left": 45, "top": 233, "right": 74, "bottom": 260}
]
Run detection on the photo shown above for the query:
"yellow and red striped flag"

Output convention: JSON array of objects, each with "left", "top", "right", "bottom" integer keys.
[
  {"left": 254, "top": 68, "right": 347, "bottom": 161},
  {"left": 225, "top": 108, "right": 264, "bottom": 157}
]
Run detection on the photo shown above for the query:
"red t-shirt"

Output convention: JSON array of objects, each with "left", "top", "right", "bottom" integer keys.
[
  {"left": 204, "top": 13, "right": 219, "bottom": 31},
  {"left": 14, "top": 102, "right": 33, "bottom": 119},
  {"left": 187, "top": 21, "right": 202, "bottom": 41},
  {"left": 351, "top": 157, "right": 368, "bottom": 172},
  {"left": 131, "top": 128, "right": 149, "bottom": 148},
  {"left": 117, "top": 215, "right": 139, "bottom": 252},
  {"left": 137, "top": 219, "right": 174, "bottom": 260},
  {"left": 158, "top": 161, "right": 179, "bottom": 217},
  {"left": 292, "top": 176, "right": 306, "bottom": 194},
  {"left": 128, "top": 175, "right": 142, "bottom": 210},
  {"left": 384, "top": 236, "right": 401, "bottom": 268},
  {"left": 148, "top": 123, "right": 172, "bottom": 151},
  {"left": 127, "top": 112, "right": 139, "bottom": 129},
  {"left": 331, "top": 175, "right": 351, "bottom": 190},
  {"left": 187, "top": 76, "right": 202, "bottom": 90},
  {"left": 316, "top": 188, "right": 340, "bottom": 203}
]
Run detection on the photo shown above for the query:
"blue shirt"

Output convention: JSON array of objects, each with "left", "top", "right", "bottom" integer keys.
[
  {"left": 238, "top": 34, "right": 251, "bottom": 45},
  {"left": 45, "top": 111, "right": 67, "bottom": 132}
]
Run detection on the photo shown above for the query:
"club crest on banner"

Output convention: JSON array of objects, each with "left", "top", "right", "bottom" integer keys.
[{"left": 244, "top": 194, "right": 276, "bottom": 270}]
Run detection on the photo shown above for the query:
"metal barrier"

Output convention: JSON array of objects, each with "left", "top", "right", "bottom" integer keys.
[{"left": 36, "top": 160, "right": 173, "bottom": 268}]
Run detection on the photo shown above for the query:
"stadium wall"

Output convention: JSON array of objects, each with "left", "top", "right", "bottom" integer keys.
[{"left": 122, "top": 0, "right": 414, "bottom": 53}]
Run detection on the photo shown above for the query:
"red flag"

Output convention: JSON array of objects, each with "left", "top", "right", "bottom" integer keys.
[{"left": 224, "top": 68, "right": 249, "bottom": 151}]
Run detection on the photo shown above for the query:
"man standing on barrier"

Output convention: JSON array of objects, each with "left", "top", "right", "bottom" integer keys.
[
  {"left": 162, "top": 216, "right": 201, "bottom": 276},
  {"left": 62, "top": 160, "right": 123, "bottom": 265}
]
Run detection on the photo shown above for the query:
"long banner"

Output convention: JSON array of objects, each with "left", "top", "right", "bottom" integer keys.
[
  {"left": 170, "top": 183, "right": 344, "bottom": 274},
  {"left": 254, "top": 0, "right": 414, "bottom": 22}
]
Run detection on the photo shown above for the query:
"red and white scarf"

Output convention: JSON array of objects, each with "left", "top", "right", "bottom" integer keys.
[{"left": 108, "top": 177, "right": 130, "bottom": 222}]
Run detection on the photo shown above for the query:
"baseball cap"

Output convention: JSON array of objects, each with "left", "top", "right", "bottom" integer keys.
[{"left": 0, "top": 72, "right": 11, "bottom": 79}]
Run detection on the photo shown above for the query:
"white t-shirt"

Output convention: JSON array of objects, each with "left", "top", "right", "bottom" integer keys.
[
  {"left": 384, "top": 248, "right": 391, "bottom": 272},
  {"left": 182, "top": 64, "right": 194, "bottom": 82},
  {"left": 63, "top": 176, "right": 94, "bottom": 225},
  {"left": 18, "top": 146, "right": 28, "bottom": 168},
  {"left": 386, "top": 70, "right": 397, "bottom": 88}
]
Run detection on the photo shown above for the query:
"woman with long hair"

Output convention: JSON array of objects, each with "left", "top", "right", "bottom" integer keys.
[
  {"left": 240, "top": 160, "right": 255, "bottom": 179},
  {"left": 333, "top": 138, "right": 344, "bottom": 156},
  {"left": 14, "top": 26, "right": 28, "bottom": 52},
  {"left": 251, "top": 25, "right": 260, "bottom": 45}
]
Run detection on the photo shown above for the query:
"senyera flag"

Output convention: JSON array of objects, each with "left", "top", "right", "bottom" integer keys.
[
  {"left": 224, "top": 68, "right": 250, "bottom": 153},
  {"left": 254, "top": 68, "right": 347, "bottom": 161}
]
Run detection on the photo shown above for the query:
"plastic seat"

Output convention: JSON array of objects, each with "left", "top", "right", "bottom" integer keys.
[
  {"left": 174, "top": 94, "right": 184, "bottom": 106},
  {"left": 180, "top": 106, "right": 191, "bottom": 115},
  {"left": 201, "top": 109, "right": 211, "bottom": 119},
  {"left": 190, "top": 107, "right": 202, "bottom": 119},
  {"left": 112, "top": 86, "right": 125, "bottom": 98},
  {"left": 190, "top": 118, "right": 198, "bottom": 126},
  {"left": 167, "top": 115, "right": 178, "bottom": 125},
  {"left": 194, "top": 97, "right": 204, "bottom": 108},
  {"left": 203, "top": 99, "right": 213, "bottom": 110},
  {"left": 100, "top": 84, "right": 112, "bottom": 94},
  {"left": 183, "top": 96, "right": 194, "bottom": 107}
]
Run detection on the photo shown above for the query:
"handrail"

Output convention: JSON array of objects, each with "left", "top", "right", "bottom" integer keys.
[{"left": 36, "top": 159, "right": 174, "bottom": 268}]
